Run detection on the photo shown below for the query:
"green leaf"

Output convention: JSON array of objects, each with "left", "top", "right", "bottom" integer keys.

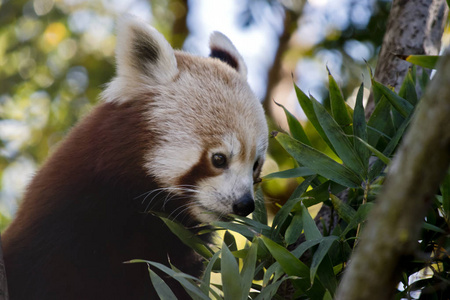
[
  {"left": 371, "top": 80, "right": 413, "bottom": 118},
  {"left": 352, "top": 83, "right": 370, "bottom": 170},
  {"left": 401, "top": 54, "right": 439, "bottom": 69},
  {"left": 275, "top": 132, "right": 361, "bottom": 188},
  {"left": 148, "top": 266, "right": 178, "bottom": 300},
  {"left": 330, "top": 194, "right": 356, "bottom": 223},
  {"left": 240, "top": 240, "right": 258, "bottom": 300},
  {"left": 271, "top": 177, "right": 314, "bottom": 238},
  {"left": 259, "top": 235, "right": 310, "bottom": 279},
  {"left": 294, "top": 83, "right": 335, "bottom": 151},
  {"left": 354, "top": 136, "right": 391, "bottom": 164},
  {"left": 129, "top": 260, "right": 210, "bottom": 300},
  {"left": 200, "top": 251, "right": 221, "bottom": 296},
  {"left": 328, "top": 68, "right": 352, "bottom": 133},
  {"left": 291, "top": 236, "right": 339, "bottom": 259},
  {"left": 224, "top": 230, "right": 237, "bottom": 252},
  {"left": 253, "top": 185, "right": 267, "bottom": 225},
  {"left": 274, "top": 100, "right": 311, "bottom": 145},
  {"left": 160, "top": 217, "right": 212, "bottom": 259},
  {"left": 422, "top": 222, "right": 446, "bottom": 234},
  {"left": 221, "top": 241, "right": 243, "bottom": 300},
  {"left": 398, "top": 68, "right": 418, "bottom": 106},
  {"left": 367, "top": 95, "right": 392, "bottom": 147},
  {"left": 302, "top": 204, "right": 322, "bottom": 240},
  {"left": 212, "top": 221, "right": 260, "bottom": 240},
  {"left": 441, "top": 172, "right": 450, "bottom": 220},
  {"left": 254, "top": 276, "right": 292, "bottom": 300},
  {"left": 311, "top": 96, "right": 366, "bottom": 177},
  {"left": 310, "top": 237, "right": 336, "bottom": 284},
  {"left": 341, "top": 203, "right": 374, "bottom": 237},
  {"left": 263, "top": 167, "right": 315, "bottom": 179},
  {"left": 285, "top": 210, "right": 303, "bottom": 245},
  {"left": 368, "top": 114, "right": 413, "bottom": 181}
]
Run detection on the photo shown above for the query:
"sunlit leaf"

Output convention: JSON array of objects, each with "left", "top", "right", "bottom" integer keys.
[
  {"left": 240, "top": 240, "right": 258, "bottom": 300},
  {"left": 274, "top": 100, "right": 311, "bottom": 145},
  {"left": 263, "top": 167, "right": 315, "bottom": 179},
  {"left": 221, "top": 241, "right": 243, "bottom": 300},
  {"left": 399, "top": 54, "right": 439, "bottom": 69},
  {"left": 275, "top": 132, "right": 362, "bottom": 188}
]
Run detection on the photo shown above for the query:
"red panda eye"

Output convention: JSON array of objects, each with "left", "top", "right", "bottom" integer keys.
[
  {"left": 253, "top": 160, "right": 259, "bottom": 172},
  {"left": 212, "top": 153, "right": 227, "bottom": 168}
]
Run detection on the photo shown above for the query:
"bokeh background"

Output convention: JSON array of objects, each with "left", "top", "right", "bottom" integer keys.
[{"left": 0, "top": 0, "right": 443, "bottom": 228}]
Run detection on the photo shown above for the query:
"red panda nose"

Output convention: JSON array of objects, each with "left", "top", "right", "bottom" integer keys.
[{"left": 232, "top": 194, "right": 255, "bottom": 217}]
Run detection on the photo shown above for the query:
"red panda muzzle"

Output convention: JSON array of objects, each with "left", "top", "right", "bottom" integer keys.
[{"left": 232, "top": 193, "right": 255, "bottom": 216}]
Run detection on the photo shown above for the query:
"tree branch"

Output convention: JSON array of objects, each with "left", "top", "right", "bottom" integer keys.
[{"left": 365, "top": 0, "right": 448, "bottom": 119}]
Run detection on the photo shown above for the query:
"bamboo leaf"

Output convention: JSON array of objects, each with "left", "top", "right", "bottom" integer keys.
[
  {"left": 367, "top": 95, "right": 392, "bottom": 147},
  {"left": 200, "top": 251, "right": 221, "bottom": 296},
  {"left": 328, "top": 68, "right": 352, "bottom": 133},
  {"left": 399, "top": 54, "right": 439, "bottom": 69},
  {"left": 398, "top": 68, "right": 418, "bottom": 105},
  {"left": 371, "top": 80, "right": 414, "bottom": 118},
  {"left": 253, "top": 185, "right": 267, "bottom": 225},
  {"left": 441, "top": 172, "right": 450, "bottom": 220},
  {"left": 330, "top": 194, "right": 356, "bottom": 223},
  {"left": 148, "top": 266, "right": 178, "bottom": 300},
  {"left": 354, "top": 136, "right": 391, "bottom": 164},
  {"left": 302, "top": 203, "right": 322, "bottom": 240},
  {"left": 369, "top": 114, "right": 413, "bottom": 181},
  {"left": 160, "top": 217, "right": 212, "bottom": 259},
  {"left": 294, "top": 83, "right": 335, "bottom": 151},
  {"left": 275, "top": 132, "right": 362, "bottom": 188},
  {"left": 221, "top": 241, "right": 243, "bottom": 300},
  {"left": 259, "top": 235, "right": 310, "bottom": 278},
  {"left": 274, "top": 100, "right": 311, "bottom": 146},
  {"left": 310, "top": 238, "right": 337, "bottom": 287},
  {"left": 263, "top": 167, "right": 315, "bottom": 179},
  {"left": 285, "top": 210, "right": 303, "bottom": 245},
  {"left": 240, "top": 240, "right": 258, "bottom": 300},
  {"left": 311, "top": 96, "right": 366, "bottom": 177},
  {"left": 353, "top": 83, "right": 370, "bottom": 170},
  {"left": 271, "top": 176, "right": 314, "bottom": 238},
  {"left": 130, "top": 260, "right": 210, "bottom": 300},
  {"left": 341, "top": 203, "right": 374, "bottom": 237}
]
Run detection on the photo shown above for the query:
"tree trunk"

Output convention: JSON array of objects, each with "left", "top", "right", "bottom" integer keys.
[
  {"left": 335, "top": 48, "right": 450, "bottom": 300},
  {"left": 0, "top": 236, "right": 8, "bottom": 300},
  {"left": 365, "top": 0, "right": 448, "bottom": 119}
]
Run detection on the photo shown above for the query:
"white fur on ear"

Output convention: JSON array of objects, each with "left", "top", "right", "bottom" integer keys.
[
  {"left": 116, "top": 14, "right": 178, "bottom": 85},
  {"left": 209, "top": 32, "right": 247, "bottom": 78},
  {"left": 102, "top": 14, "right": 178, "bottom": 102}
]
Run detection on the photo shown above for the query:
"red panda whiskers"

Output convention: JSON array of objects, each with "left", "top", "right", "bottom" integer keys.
[{"left": 3, "top": 15, "right": 268, "bottom": 299}]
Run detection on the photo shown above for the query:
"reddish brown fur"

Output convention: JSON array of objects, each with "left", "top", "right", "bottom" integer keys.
[{"left": 3, "top": 99, "right": 205, "bottom": 299}]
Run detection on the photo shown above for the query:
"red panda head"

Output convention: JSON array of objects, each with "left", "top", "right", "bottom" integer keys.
[{"left": 102, "top": 15, "right": 268, "bottom": 222}]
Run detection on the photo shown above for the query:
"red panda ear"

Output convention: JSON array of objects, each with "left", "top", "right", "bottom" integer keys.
[
  {"left": 209, "top": 32, "right": 248, "bottom": 78},
  {"left": 115, "top": 14, "right": 178, "bottom": 85}
]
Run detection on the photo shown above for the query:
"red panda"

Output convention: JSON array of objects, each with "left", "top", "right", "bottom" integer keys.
[{"left": 2, "top": 15, "right": 268, "bottom": 299}]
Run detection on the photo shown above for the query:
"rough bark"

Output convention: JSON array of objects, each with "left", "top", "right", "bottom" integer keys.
[
  {"left": 0, "top": 236, "right": 8, "bottom": 300},
  {"left": 365, "top": 0, "right": 448, "bottom": 119},
  {"left": 335, "top": 48, "right": 450, "bottom": 300}
]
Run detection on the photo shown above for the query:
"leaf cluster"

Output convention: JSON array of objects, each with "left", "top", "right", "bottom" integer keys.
[{"left": 137, "top": 57, "right": 450, "bottom": 299}]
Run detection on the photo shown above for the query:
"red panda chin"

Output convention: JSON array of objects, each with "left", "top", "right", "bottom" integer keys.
[{"left": 3, "top": 15, "right": 268, "bottom": 300}]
